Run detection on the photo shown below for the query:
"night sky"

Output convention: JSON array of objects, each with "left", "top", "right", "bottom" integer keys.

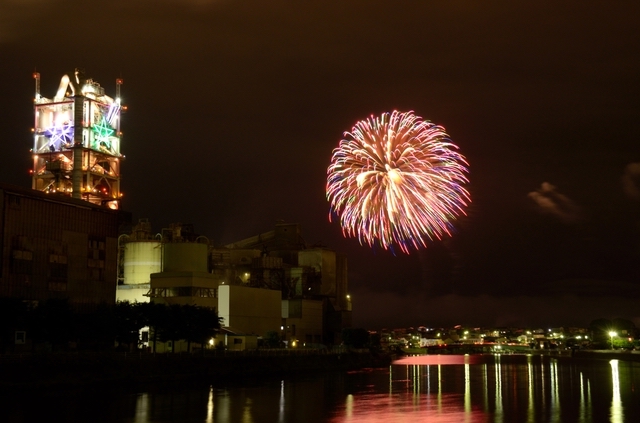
[{"left": 1, "top": 1, "right": 639, "bottom": 329}]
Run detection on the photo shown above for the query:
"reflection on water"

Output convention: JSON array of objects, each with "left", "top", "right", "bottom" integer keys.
[
  {"left": 5, "top": 354, "right": 640, "bottom": 422},
  {"left": 610, "top": 359, "right": 623, "bottom": 423},
  {"left": 329, "top": 354, "right": 640, "bottom": 423}
]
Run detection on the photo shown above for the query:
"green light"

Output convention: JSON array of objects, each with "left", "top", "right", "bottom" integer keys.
[{"left": 92, "top": 117, "right": 115, "bottom": 151}]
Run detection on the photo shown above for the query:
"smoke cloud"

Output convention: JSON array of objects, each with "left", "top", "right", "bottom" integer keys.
[
  {"left": 527, "top": 182, "right": 583, "bottom": 223},
  {"left": 622, "top": 162, "right": 640, "bottom": 201}
]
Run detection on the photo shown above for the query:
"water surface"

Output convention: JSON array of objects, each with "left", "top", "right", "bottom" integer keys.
[{"left": 6, "top": 354, "right": 640, "bottom": 422}]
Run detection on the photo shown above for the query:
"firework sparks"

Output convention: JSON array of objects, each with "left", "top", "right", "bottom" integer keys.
[{"left": 326, "top": 110, "right": 470, "bottom": 253}]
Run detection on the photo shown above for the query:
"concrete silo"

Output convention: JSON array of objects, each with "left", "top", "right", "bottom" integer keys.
[{"left": 116, "top": 219, "right": 161, "bottom": 303}]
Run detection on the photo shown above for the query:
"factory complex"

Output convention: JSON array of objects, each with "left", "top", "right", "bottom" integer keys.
[{"left": 0, "top": 70, "right": 352, "bottom": 353}]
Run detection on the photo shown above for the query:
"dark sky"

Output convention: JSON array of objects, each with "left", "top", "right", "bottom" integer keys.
[{"left": 1, "top": 1, "right": 639, "bottom": 330}]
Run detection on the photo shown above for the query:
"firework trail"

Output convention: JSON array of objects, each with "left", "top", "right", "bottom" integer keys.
[{"left": 326, "top": 110, "right": 470, "bottom": 253}]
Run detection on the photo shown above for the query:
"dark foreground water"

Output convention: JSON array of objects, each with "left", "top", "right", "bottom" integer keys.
[{"left": 6, "top": 354, "right": 640, "bottom": 422}]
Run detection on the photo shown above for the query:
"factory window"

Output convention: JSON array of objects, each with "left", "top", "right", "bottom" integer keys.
[
  {"left": 49, "top": 262, "right": 68, "bottom": 279},
  {"left": 49, "top": 254, "right": 67, "bottom": 264},
  {"left": 196, "top": 288, "right": 217, "bottom": 298},
  {"left": 11, "top": 250, "right": 33, "bottom": 275},
  {"left": 15, "top": 331, "right": 26, "bottom": 345},
  {"left": 88, "top": 235, "right": 106, "bottom": 281},
  {"left": 48, "top": 280, "right": 67, "bottom": 291},
  {"left": 88, "top": 236, "right": 106, "bottom": 256},
  {"left": 165, "top": 287, "right": 193, "bottom": 297},
  {"left": 177, "top": 287, "right": 193, "bottom": 297}
]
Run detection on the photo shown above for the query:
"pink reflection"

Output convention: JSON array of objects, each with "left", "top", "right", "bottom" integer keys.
[
  {"left": 393, "top": 354, "right": 482, "bottom": 366},
  {"left": 328, "top": 392, "right": 487, "bottom": 423}
]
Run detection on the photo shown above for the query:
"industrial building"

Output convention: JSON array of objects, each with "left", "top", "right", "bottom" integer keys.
[
  {"left": 0, "top": 182, "right": 130, "bottom": 310},
  {"left": 31, "top": 70, "right": 124, "bottom": 209},
  {"left": 114, "top": 218, "right": 161, "bottom": 304},
  {"left": 116, "top": 221, "right": 280, "bottom": 352},
  {"left": 115, "top": 220, "right": 352, "bottom": 349},
  {"left": 0, "top": 70, "right": 131, "bottom": 310},
  {"left": 213, "top": 222, "right": 352, "bottom": 346},
  {"left": 6, "top": 69, "right": 352, "bottom": 352}
]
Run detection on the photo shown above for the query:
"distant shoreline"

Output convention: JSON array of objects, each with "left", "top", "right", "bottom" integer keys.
[
  {"left": 568, "top": 349, "right": 640, "bottom": 362},
  {"left": 398, "top": 346, "right": 640, "bottom": 363}
]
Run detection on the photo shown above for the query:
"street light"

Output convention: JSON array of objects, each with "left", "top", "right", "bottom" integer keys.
[{"left": 608, "top": 331, "right": 617, "bottom": 350}]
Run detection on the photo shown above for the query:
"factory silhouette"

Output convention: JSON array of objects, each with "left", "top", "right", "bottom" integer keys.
[{"left": 1, "top": 70, "right": 352, "bottom": 352}]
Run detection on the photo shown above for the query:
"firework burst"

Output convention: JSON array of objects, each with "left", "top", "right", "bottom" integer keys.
[{"left": 326, "top": 110, "right": 470, "bottom": 253}]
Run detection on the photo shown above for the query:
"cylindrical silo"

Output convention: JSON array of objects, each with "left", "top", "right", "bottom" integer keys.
[{"left": 123, "top": 240, "right": 162, "bottom": 285}]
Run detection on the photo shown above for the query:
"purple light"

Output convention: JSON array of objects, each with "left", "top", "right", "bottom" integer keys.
[{"left": 43, "top": 123, "right": 74, "bottom": 151}]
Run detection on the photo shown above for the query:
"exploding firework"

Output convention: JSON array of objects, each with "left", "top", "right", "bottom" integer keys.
[{"left": 326, "top": 110, "right": 470, "bottom": 253}]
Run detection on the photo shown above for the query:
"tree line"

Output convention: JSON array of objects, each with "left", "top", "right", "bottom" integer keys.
[{"left": 0, "top": 297, "right": 222, "bottom": 354}]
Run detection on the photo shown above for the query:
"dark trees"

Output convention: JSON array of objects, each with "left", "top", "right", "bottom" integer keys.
[
  {"left": 0, "top": 297, "right": 29, "bottom": 353},
  {"left": 28, "top": 298, "right": 75, "bottom": 351},
  {"left": 0, "top": 297, "right": 222, "bottom": 353}
]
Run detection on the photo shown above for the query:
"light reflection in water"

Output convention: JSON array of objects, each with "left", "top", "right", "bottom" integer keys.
[
  {"left": 579, "top": 370, "right": 592, "bottom": 422},
  {"left": 242, "top": 398, "right": 253, "bottom": 422},
  {"left": 494, "top": 354, "right": 503, "bottom": 423},
  {"left": 345, "top": 394, "right": 354, "bottom": 419},
  {"left": 610, "top": 359, "right": 623, "bottom": 423},
  {"left": 550, "top": 359, "right": 560, "bottom": 422},
  {"left": 426, "top": 363, "right": 431, "bottom": 398},
  {"left": 279, "top": 380, "right": 285, "bottom": 423},
  {"left": 540, "top": 355, "right": 546, "bottom": 413},
  {"left": 413, "top": 363, "right": 420, "bottom": 396},
  {"left": 135, "top": 393, "right": 149, "bottom": 423},
  {"left": 117, "top": 354, "right": 636, "bottom": 423},
  {"left": 344, "top": 353, "right": 629, "bottom": 423},
  {"left": 527, "top": 356, "right": 534, "bottom": 423},
  {"left": 482, "top": 363, "right": 488, "bottom": 413},
  {"left": 206, "top": 386, "right": 214, "bottom": 423},
  {"left": 464, "top": 362, "right": 470, "bottom": 417},
  {"left": 217, "top": 391, "right": 230, "bottom": 422},
  {"left": 437, "top": 364, "right": 442, "bottom": 413}
]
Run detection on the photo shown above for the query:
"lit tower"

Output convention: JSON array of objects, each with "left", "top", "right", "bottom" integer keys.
[{"left": 31, "top": 69, "right": 125, "bottom": 209}]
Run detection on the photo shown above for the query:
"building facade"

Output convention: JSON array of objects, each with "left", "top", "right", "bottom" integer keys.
[
  {"left": 116, "top": 221, "right": 353, "bottom": 349},
  {"left": 215, "top": 222, "right": 352, "bottom": 346},
  {"left": 0, "top": 183, "right": 130, "bottom": 310}
]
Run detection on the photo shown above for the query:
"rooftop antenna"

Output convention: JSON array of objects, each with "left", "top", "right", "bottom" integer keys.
[
  {"left": 33, "top": 70, "right": 40, "bottom": 101},
  {"left": 116, "top": 76, "right": 123, "bottom": 103}
]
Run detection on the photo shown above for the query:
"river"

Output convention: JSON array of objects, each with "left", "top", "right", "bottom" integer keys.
[{"left": 6, "top": 353, "right": 640, "bottom": 422}]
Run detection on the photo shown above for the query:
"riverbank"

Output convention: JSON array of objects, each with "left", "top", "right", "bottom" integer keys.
[
  {"left": 0, "top": 349, "right": 392, "bottom": 392},
  {"left": 405, "top": 345, "right": 640, "bottom": 363},
  {"left": 412, "top": 343, "right": 640, "bottom": 362},
  {"left": 569, "top": 349, "right": 640, "bottom": 362}
]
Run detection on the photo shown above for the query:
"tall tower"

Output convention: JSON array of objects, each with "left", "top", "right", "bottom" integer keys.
[{"left": 31, "top": 69, "right": 124, "bottom": 209}]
